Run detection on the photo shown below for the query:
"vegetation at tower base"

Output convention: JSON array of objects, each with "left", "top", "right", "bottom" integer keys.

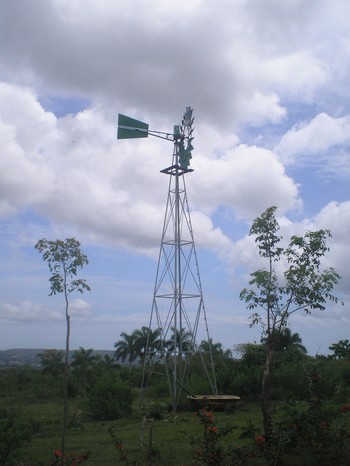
[
  {"left": 1, "top": 337, "right": 350, "bottom": 464},
  {"left": 240, "top": 206, "right": 342, "bottom": 444},
  {"left": 35, "top": 237, "right": 91, "bottom": 464}
]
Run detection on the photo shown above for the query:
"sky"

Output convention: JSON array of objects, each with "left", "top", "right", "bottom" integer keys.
[{"left": 0, "top": 0, "right": 349, "bottom": 356}]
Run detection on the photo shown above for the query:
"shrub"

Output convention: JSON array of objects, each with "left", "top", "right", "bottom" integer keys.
[
  {"left": 0, "top": 409, "right": 32, "bottom": 466},
  {"left": 86, "top": 372, "right": 134, "bottom": 420},
  {"left": 146, "top": 400, "right": 169, "bottom": 420}
]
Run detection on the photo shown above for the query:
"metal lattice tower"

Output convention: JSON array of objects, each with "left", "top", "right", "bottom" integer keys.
[
  {"left": 141, "top": 108, "right": 217, "bottom": 411},
  {"left": 117, "top": 108, "right": 217, "bottom": 411}
]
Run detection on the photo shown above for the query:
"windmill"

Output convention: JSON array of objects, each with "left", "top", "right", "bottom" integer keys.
[{"left": 117, "top": 108, "right": 217, "bottom": 411}]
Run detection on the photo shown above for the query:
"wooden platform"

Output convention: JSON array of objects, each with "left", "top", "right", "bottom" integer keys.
[{"left": 187, "top": 395, "right": 241, "bottom": 411}]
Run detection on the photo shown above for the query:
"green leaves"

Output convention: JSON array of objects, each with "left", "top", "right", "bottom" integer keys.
[
  {"left": 35, "top": 238, "right": 91, "bottom": 296},
  {"left": 241, "top": 207, "right": 342, "bottom": 334},
  {"left": 250, "top": 206, "right": 283, "bottom": 261}
]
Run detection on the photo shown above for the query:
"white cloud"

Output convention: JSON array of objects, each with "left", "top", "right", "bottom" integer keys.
[
  {"left": 190, "top": 143, "right": 301, "bottom": 219},
  {"left": 1, "top": 0, "right": 348, "bottom": 129},
  {"left": 0, "top": 0, "right": 349, "bottom": 352},
  {"left": 1, "top": 301, "right": 62, "bottom": 323},
  {"left": 239, "top": 91, "right": 286, "bottom": 126},
  {"left": 0, "top": 83, "right": 302, "bottom": 256},
  {"left": 70, "top": 298, "right": 92, "bottom": 318},
  {"left": 276, "top": 113, "right": 350, "bottom": 168},
  {"left": 312, "top": 201, "right": 350, "bottom": 293}
]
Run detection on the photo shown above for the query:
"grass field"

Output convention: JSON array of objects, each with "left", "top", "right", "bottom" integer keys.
[
  {"left": 4, "top": 391, "right": 350, "bottom": 465},
  {"left": 1, "top": 396, "right": 264, "bottom": 465}
]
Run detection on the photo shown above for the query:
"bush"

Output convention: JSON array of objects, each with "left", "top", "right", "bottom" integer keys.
[
  {"left": 146, "top": 400, "right": 169, "bottom": 419},
  {"left": 0, "top": 409, "right": 32, "bottom": 466},
  {"left": 86, "top": 372, "right": 134, "bottom": 420}
]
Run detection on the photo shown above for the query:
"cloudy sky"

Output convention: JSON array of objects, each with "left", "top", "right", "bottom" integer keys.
[{"left": 0, "top": 0, "right": 349, "bottom": 355}]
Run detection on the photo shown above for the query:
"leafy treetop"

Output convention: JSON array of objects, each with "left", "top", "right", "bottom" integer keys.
[
  {"left": 35, "top": 238, "right": 91, "bottom": 296},
  {"left": 240, "top": 206, "right": 342, "bottom": 335}
]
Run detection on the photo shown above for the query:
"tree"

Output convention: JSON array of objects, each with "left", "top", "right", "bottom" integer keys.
[
  {"left": 240, "top": 206, "right": 341, "bottom": 441},
  {"left": 114, "top": 330, "right": 139, "bottom": 368},
  {"left": 38, "top": 349, "right": 64, "bottom": 377},
  {"left": 261, "top": 327, "right": 307, "bottom": 362},
  {"left": 135, "top": 326, "right": 161, "bottom": 363},
  {"left": 115, "top": 327, "right": 162, "bottom": 368},
  {"left": 329, "top": 339, "right": 350, "bottom": 359},
  {"left": 71, "top": 347, "right": 97, "bottom": 394},
  {"left": 271, "top": 327, "right": 306, "bottom": 354},
  {"left": 233, "top": 342, "right": 265, "bottom": 368},
  {"left": 199, "top": 338, "right": 224, "bottom": 356},
  {"left": 35, "top": 237, "right": 90, "bottom": 463},
  {"left": 97, "top": 353, "right": 117, "bottom": 371},
  {"left": 167, "top": 327, "right": 194, "bottom": 358}
]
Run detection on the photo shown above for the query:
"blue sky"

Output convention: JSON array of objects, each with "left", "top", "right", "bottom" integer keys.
[{"left": 0, "top": 0, "right": 349, "bottom": 355}]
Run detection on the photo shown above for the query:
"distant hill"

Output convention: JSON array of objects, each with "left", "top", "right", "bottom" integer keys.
[{"left": 0, "top": 348, "right": 115, "bottom": 367}]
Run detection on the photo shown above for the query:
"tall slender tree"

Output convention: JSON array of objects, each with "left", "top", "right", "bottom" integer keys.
[
  {"left": 240, "top": 206, "right": 341, "bottom": 441},
  {"left": 35, "top": 238, "right": 90, "bottom": 463}
]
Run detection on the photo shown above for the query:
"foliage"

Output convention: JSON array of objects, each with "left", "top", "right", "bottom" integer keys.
[
  {"left": 35, "top": 238, "right": 90, "bottom": 297},
  {"left": 51, "top": 449, "right": 90, "bottom": 466},
  {"left": 270, "top": 367, "right": 350, "bottom": 465},
  {"left": 38, "top": 349, "right": 65, "bottom": 377},
  {"left": 85, "top": 372, "right": 134, "bottom": 420},
  {"left": 187, "top": 408, "right": 256, "bottom": 466},
  {"left": 240, "top": 206, "right": 342, "bottom": 440},
  {"left": 35, "top": 237, "right": 90, "bottom": 462},
  {"left": 108, "top": 426, "right": 128, "bottom": 463},
  {"left": 190, "top": 409, "right": 223, "bottom": 465},
  {"left": 329, "top": 339, "right": 350, "bottom": 359},
  {"left": 146, "top": 400, "right": 169, "bottom": 420},
  {"left": 167, "top": 326, "right": 194, "bottom": 357},
  {"left": 70, "top": 347, "right": 98, "bottom": 395},
  {"left": 261, "top": 328, "right": 307, "bottom": 359},
  {"left": 240, "top": 206, "right": 341, "bottom": 333},
  {"left": 1, "top": 352, "right": 350, "bottom": 464},
  {"left": 114, "top": 327, "right": 162, "bottom": 367},
  {"left": 0, "top": 409, "right": 32, "bottom": 466}
]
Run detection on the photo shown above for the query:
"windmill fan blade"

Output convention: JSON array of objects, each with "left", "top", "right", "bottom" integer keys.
[{"left": 117, "top": 114, "right": 149, "bottom": 139}]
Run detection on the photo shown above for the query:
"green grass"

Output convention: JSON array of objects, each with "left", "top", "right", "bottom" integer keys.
[{"left": 1, "top": 397, "right": 263, "bottom": 465}]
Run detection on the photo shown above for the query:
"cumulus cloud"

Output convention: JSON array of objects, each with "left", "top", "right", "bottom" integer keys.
[
  {"left": 0, "top": 0, "right": 349, "bottom": 351},
  {"left": 0, "top": 83, "right": 56, "bottom": 216},
  {"left": 276, "top": 113, "right": 350, "bottom": 172},
  {"left": 1, "top": 0, "right": 348, "bottom": 128},
  {"left": 190, "top": 143, "right": 301, "bottom": 219},
  {"left": 1, "top": 301, "right": 62, "bottom": 323},
  {"left": 70, "top": 298, "right": 92, "bottom": 318},
  {"left": 312, "top": 201, "right": 350, "bottom": 292},
  {"left": 0, "top": 83, "right": 301, "bottom": 256}
]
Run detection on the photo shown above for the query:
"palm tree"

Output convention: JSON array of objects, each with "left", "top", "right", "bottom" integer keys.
[
  {"left": 134, "top": 326, "right": 162, "bottom": 363},
  {"left": 114, "top": 330, "right": 139, "bottom": 368},
  {"left": 99, "top": 354, "right": 117, "bottom": 370},
  {"left": 71, "top": 347, "right": 97, "bottom": 393},
  {"left": 71, "top": 347, "right": 96, "bottom": 370},
  {"left": 167, "top": 327, "right": 194, "bottom": 358},
  {"left": 262, "top": 328, "right": 307, "bottom": 361},
  {"left": 199, "top": 338, "right": 223, "bottom": 355}
]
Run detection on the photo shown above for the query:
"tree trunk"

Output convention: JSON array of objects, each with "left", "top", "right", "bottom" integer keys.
[
  {"left": 261, "top": 342, "right": 275, "bottom": 442},
  {"left": 61, "top": 295, "right": 70, "bottom": 465}
]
